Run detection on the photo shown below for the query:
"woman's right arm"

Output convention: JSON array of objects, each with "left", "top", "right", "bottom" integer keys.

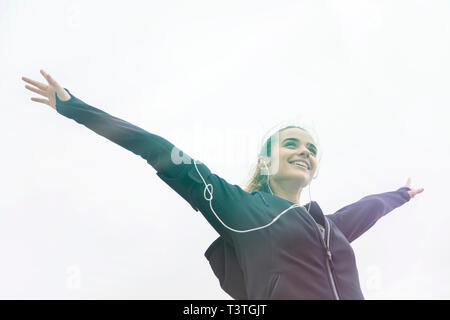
[
  {"left": 22, "top": 70, "right": 268, "bottom": 242},
  {"left": 23, "top": 70, "right": 187, "bottom": 179},
  {"left": 55, "top": 90, "right": 270, "bottom": 240}
]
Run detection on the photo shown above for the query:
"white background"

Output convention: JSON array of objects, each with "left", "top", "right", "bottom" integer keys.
[{"left": 1, "top": 0, "right": 448, "bottom": 299}]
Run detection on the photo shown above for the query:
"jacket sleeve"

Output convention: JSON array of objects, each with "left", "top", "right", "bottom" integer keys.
[
  {"left": 54, "top": 89, "right": 265, "bottom": 243},
  {"left": 326, "top": 187, "right": 411, "bottom": 243}
]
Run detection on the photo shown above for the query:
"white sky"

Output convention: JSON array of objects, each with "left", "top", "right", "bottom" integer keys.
[{"left": 1, "top": 0, "right": 449, "bottom": 299}]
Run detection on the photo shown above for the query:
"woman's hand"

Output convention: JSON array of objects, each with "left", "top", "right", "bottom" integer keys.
[
  {"left": 22, "top": 69, "right": 71, "bottom": 110},
  {"left": 402, "top": 177, "right": 424, "bottom": 199}
]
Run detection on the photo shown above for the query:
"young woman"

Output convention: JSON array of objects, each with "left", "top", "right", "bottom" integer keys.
[{"left": 22, "top": 69, "right": 424, "bottom": 300}]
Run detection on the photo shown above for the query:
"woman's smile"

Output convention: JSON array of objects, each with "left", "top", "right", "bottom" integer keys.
[{"left": 291, "top": 163, "right": 309, "bottom": 170}]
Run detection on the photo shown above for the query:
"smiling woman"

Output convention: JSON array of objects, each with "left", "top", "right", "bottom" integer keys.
[
  {"left": 244, "top": 121, "right": 322, "bottom": 202},
  {"left": 22, "top": 69, "right": 423, "bottom": 300}
]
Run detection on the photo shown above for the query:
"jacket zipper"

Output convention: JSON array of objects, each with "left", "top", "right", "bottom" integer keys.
[
  {"left": 324, "top": 217, "right": 340, "bottom": 300},
  {"left": 303, "top": 208, "right": 340, "bottom": 300}
]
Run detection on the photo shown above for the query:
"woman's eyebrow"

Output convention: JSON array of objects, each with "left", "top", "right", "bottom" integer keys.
[{"left": 282, "top": 137, "right": 317, "bottom": 151}]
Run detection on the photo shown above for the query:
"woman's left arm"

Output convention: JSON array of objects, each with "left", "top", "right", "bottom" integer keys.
[{"left": 327, "top": 178, "right": 424, "bottom": 243}]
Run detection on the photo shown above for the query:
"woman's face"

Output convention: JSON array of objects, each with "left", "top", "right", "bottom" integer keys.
[{"left": 259, "top": 127, "right": 318, "bottom": 188}]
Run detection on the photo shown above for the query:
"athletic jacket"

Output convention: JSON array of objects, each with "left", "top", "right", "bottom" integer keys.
[{"left": 54, "top": 89, "right": 412, "bottom": 300}]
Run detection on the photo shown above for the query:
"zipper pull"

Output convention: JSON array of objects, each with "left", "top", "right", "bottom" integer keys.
[{"left": 326, "top": 249, "right": 332, "bottom": 261}]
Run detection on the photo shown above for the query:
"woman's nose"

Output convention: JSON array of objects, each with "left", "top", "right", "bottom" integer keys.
[{"left": 298, "top": 146, "right": 311, "bottom": 158}]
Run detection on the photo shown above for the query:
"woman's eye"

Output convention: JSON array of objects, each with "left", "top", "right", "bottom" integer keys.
[{"left": 285, "top": 144, "right": 297, "bottom": 149}]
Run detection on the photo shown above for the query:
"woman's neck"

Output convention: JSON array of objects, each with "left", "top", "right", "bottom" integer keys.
[{"left": 269, "top": 178, "right": 303, "bottom": 204}]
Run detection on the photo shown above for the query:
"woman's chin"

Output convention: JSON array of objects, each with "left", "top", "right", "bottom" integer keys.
[
  {"left": 282, "top": 172, "right": 310, "bottom": 186},
  {"left": 289, "top": 167, "right": 310, "bottom": 178}
]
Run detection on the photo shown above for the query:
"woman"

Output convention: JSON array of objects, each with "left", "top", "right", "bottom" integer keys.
[{"left": 22, "top": 70, "right": 424, "bottom": 300}]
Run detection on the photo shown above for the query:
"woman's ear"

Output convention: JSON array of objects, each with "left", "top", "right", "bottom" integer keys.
[
  {"left": 312, "top": 162, "right": 320, "bottom": 179},
  {"left": 258, "top": 157, "right": 271, "bottom": 175},
  {"left": 258, "top": 157, "right": 270, "bottom": 167}
]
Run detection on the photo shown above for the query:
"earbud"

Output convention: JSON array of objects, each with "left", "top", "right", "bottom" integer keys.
[{"left": 261, "top": 159, "right": 274, "bottom": 195}]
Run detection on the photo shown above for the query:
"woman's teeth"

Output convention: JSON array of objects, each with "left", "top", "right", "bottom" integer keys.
[{"left": 291, "top": 161, "right": 309, "bottom": 169}]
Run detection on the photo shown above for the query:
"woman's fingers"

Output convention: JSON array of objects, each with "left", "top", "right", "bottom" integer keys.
[
  {"left": 415, "top": 187, "right": 425, "bottom": 194},
  {"left": 408, "top": 188, "right": 424, "bottom": 199},
  {"left": 24, "top": 84, "right": 47, "bottom": 97},
  {"left": 401, "top": 177, "right": 425, "bottom": 200},
  {"left": 22, "top": 76, "right": 48, "bottom": 91},
  {"left": 40, "top": 69, "right": 59, "bottom": 87},
  {"left": 31, "top": 97, "right": 50, "bottom": 105},
  {"left": 39, "top": 69, "right": 70, "bottom": 101},
  {"left": 24, "top": 70, "right": 68, "bottom": 107},
  {"left": 405, "top": 177, "right": 411, "bottom": 188},
  {"left": 31, "top": 96, "right": 55, "bottom": 110}
]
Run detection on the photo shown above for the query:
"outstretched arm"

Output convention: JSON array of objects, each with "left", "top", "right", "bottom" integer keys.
[
  {"left": 54, "top": 90, "right": 270, "bottom": 242},
  {"left": 23, "top": 70, "right": 191, "bottom": 179},
  {"left": 53, "top": 87, "right": 184, "bottom": 176},
  {"left": 327, "top": 178, "right": 424, "bottom": 243},
  {"left": 23, "top": 70, "right": 269, "bottom": 244}
]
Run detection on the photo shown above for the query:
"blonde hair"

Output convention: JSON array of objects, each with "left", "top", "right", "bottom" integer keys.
[{"left": 244, "top": 123, "right": 322, "bottom": 194}]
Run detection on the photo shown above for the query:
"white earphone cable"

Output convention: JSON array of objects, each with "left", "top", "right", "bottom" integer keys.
[{"left": 192, "top": 159, "right": 312, "bottom": 233}]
